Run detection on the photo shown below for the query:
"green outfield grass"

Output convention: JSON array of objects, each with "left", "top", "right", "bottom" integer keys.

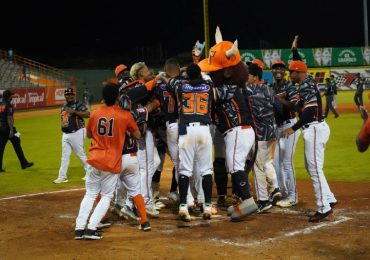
[{"left": 0, "top": 93, "right": 369, "bottom": 197}]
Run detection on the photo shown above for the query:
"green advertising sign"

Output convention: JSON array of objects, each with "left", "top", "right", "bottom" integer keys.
[
  {"left": 331, "top": 47, "right": 363, "bottom": 66},
  {"left": 240, "top": 46, "right": 370, "bottom": 68}
]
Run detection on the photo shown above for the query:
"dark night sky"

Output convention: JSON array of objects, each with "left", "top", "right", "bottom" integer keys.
[{"left": 0, "top": 0, "right": 368, "bottom": 67}]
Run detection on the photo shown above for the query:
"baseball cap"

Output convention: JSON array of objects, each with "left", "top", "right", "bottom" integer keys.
[
  {"left": 288, "top": 60, "right": 307, "bottom": 73},
  {"left": 115, "top": 64, "right": 128, "bottom": 77},
  {"left": 2, "top": 90, "right": 15, "bottom": 99},
  {"left": 252, "top": 59, "right": 265, "bottom": 70},
  {"left": 64, "top": 87, "right": 75, "bottom": 95},
  {"left": 271, "top": 60, "right": 285, "bottom": 68},
  {"left": 198, "top": 41, "right": 241, "bottom": 72}
]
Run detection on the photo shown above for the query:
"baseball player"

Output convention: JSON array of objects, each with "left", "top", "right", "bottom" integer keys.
[
  {"left": 0, "top": 90, "right": 34, "bottom": 172},
  {"left": 74, "top": 83, "right": 142, "bottom": 240},
  {"left": 160, "top": 63, "right": 214, "bottom": 221},
  {"left": 244, "top": 62, "right": 280, "bottom": 213},
  {"left": 270, "top": 60, "right": 301, "bottom": 207},
  {"left": 198, "top": 29, "right": 258, "bottom": 221},
  {"left": 281, "top": 36, "right": 337, "bottom": 222},
  {"left": 53, "top": 87, "right": 89, "bottom": 184}
]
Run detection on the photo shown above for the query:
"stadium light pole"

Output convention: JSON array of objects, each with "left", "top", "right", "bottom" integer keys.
[
  {"left": 203, "top": 0, "right": 210, "bottom": 57},
  {"left": 364, "top": 0, "right": 369, "bottom": 46}
]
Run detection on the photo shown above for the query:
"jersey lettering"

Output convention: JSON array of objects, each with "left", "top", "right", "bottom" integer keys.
[
  {"left": 97, "top": 117, "right": 114, "bottom": 137},
  {"left": 163, "top": 90, "right": 175, "bottom": 113},
  {"left": 182, "top": 92, "right": 209, "bottom": 115},
  {"left": 62, "top": 111, "right": 69, "bottom": 127}
]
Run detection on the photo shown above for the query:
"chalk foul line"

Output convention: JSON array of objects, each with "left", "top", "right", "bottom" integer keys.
[
  {"left": 210, "top": 215, "right": 352, "bottom": 248},
  {"left": 0, "top": 188, "right": 85, "bottom": 201}
]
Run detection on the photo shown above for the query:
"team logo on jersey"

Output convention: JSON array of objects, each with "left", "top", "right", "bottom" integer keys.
[
  {"left": 182, "top": 83, "right": 210, "bottom": 92},
  {"left": 159, "top": 83, "right": 167, "bottom": 90}
]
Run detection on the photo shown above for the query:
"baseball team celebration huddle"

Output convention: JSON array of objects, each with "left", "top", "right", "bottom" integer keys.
[{"left": 59, "top": 29, "right": 340, "bottom": 240}]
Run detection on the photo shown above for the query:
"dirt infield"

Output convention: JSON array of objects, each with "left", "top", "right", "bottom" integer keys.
[{"left": 0, "top": 178, "right": 369, "bottom": 259}]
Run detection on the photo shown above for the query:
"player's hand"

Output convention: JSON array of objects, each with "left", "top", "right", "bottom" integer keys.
[
  {"left": 281, "top": 127, "right": 294, "bottom": 138},
  {"left": 66, "top": 107, "right": 75, "bottom": 114},
  {"left": 275, "top": 92, "right": 286, "bottom": 100},
  {"left": 291, "top": 35, "right": 299, "bottom": 50},
  {"left": 9, "top": 129, "right": 14, "bottom": 138}
]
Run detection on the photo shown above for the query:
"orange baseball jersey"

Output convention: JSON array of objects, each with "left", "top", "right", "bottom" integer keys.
[
  {"left": 86, "top": 105, "right": 139, "bottom": 173},
  {"left": 359, "top": 117, "right": 370, "bottom": 144}
]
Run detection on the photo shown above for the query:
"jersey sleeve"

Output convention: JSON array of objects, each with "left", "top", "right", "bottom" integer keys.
[
  {"left": 77, "top": 101, "right": 88, "bottom": 112},
  {"left": 145, "top": 78, "right": 158, "bottom": 91},
  {"left": 6, "top": 104, "right": 14, "bottom": 116},
  {"left": 358, "top": 118, "right": 370, "bottom": 144},
  {"left": 126, "top": 112, "right": 139, "bottom": 133}
]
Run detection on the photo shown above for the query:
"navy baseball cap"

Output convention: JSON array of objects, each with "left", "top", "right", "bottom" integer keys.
[
  {"left": 64, "top": 87, "right": 75, "bottom": 95},
  {"left": 2, "top": 90, "right": 15, "bottom": 99}
]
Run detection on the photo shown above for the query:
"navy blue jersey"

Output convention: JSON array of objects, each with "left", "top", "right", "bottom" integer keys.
[
  {"left": 0, "top": 100, "right": 14, "bottom": 127},
  {"left": 122, "top": 134, "right": 138, "bottom": 154},
  {"left": 291, "top": 75, "right": 324, "bottom": 131},
  {"left": 168, "top": 77, "right": 213, "bottom": 125},
  {"left": 60, "top": 101, "right": 88, "bottom": 133},
  {"left": 270, "top": 79, "right": 299, "bottom": 126},
  {"left": 214, "top": 84, "right": 253, "bottom": 134},
  {"left": 154, "top": 79, "right": 179, "bottom": 123},
  {"left": 244, "top": 82, "right": 277, "bottom": 141}
]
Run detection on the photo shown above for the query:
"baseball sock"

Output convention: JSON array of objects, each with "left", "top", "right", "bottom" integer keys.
[
  {"left": 178, "top": 175, "right": 189, "bottom": 205},
  {"left": 133, "top": 194, "right": 148, "bottom": 224},
  {"left": 231, "top": 171, "right": 251, "bottom": 200},
  {"left": 152, "top": 170, "right": 161, "bottom": 183},
  {"left": 213, "top": 158, "right": 228, "bottom": 196},
  {"left": 170, "top": 167, "right": 178, "bottom": 192},
  {"left": 202, "top": 174, "right": 213, "bottom": 204}
]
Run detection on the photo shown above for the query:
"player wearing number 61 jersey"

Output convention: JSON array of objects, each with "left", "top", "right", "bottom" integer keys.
[{"left": 74, "top": 84, "right": 141, "bottom": 240}]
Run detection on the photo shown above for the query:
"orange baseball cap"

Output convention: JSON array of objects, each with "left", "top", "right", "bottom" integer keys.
[
  {"left": 115, "top": 64, "right": 128, "bottom": 77},
  {"left": 198, "top": 41, "right": 241, "bottom": 72},
  {"left": 271, "top": 60, "right": 285, "bottom": 68},
  {"left": 288, "top": 60, "right": 307, "bottom": 72},
  {"left": 252, "top": 59, "right": 265, "bottom": 69}
]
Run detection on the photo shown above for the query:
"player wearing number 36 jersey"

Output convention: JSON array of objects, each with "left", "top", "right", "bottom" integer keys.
[{"left": 75, "top": 84, "right": 141, "bottom": 240}]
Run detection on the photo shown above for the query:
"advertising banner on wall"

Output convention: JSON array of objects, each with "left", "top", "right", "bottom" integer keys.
[
  {"left": 241, "top": 46, "right": 370, "bottom": 69},
  {"left": 7, "top": 88, "right": 45, "bottom": 109},
  {"left": 45, "top": 86, "right": 74, "bottom": 106},
  {"left": 330, "top": 68, "right": 370, "bottom": 90}
]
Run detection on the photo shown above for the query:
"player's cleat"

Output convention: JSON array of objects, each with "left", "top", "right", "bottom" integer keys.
[
  {"left": 178, "top": 204, "right": 191, "bottom": 222},
  {"left": 83, "top": 229, "right": 103, "bottom": 240},
  {"left": 257, "top": 200, "right": 273, "bottom": 213},
  {"left": 21, "top": 162, "right": 34, "bottom": 169},
  {"left": 203, "top": 203, "right": 212, "bottom": 220},
  {"left": 269, "top": 188, "right": 283, "bottom": 205},
  {"left": 309, "top": 209, "right": 333, "bottom": 222},
  {"left": 121, "top": 205, "right": 141, "bottom": 221},
  {"left": 276, "top": 199, "right": 298, "bottom": 208},
  {"left": 96, "top": 220, "right": 111, "bottom": 229},
  {"left": 217, "top": 195, "right": 228, "bottom": 209},
  {"left": 154, "top": 199, "right": 166, "bottom": 209},
  {"left": 53, "top": 177, "right": 68, "bottom": 184},
  {"left": 138, "top": 221, "right": 151, "bottom": 232},
  {"left": 330, "top": 201, "right": 338, "bottom": 208},
  {"left": 74, "top": 229, "right": 84, "bottom": 240},
  {"left": 146, "top": 206, "right": 160, "bottom": 217},
  {"left": 167, "top": 191, "right": 179, "bottom": 201},
  {"left": 230, "top": 197, "right": 258, "bottom": 221}
]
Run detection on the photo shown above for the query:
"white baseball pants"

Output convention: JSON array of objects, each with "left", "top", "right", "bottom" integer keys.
[
  {"left": 58, "top": 128, "right": 88, "bottom": 179},
  {"left": 303, "top": 121, "right": 336, "bottom": 214},
  {"left": 75, "top": 165, "right": 119, "bottom": 230},
  {"left": 273, "top": 118, "right": 300, "bottom": 202}
]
